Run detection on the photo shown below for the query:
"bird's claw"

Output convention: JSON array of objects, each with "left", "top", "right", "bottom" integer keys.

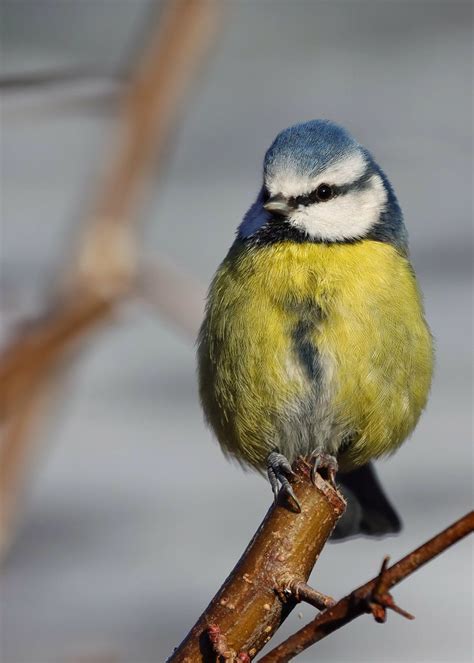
[
  {"left": 267, "top": 451, "right": 301, "bottom": 512},
  {"left": 310, "top": 451, "right": 338, "bottom": 488}
]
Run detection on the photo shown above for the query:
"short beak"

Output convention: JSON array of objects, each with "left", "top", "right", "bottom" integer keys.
[{"left": 263, "top": 194, "right": 291, "bottom": 217}]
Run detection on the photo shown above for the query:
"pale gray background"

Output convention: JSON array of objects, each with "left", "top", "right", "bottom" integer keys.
[{"left": 0, "top": 1, "right": 472, "bottom": 662}]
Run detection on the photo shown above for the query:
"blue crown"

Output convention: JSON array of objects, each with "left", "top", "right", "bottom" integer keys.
[{"left": 264, "top": 119, "right": 359, "bottom": 179}]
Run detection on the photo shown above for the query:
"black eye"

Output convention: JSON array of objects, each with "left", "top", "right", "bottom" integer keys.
[
  {"left": 289, "top": 183, "right": 334, "bottom": 208},
  {"left": 316, "top": 183, "right": 333, "bottom": 201}
]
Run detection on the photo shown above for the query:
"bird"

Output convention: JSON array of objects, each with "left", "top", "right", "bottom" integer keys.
[{"left": 197, "top": 119, "right": 433, "bottom": 538}]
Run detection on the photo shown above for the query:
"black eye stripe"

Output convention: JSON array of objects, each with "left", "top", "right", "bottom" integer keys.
[
  {"left": 288, "top": 166, "right": 373, "bottom": 208},
  {"left": 337, "top": 167, "right": 373, "bottom": 195},
  {"left": 289, "top": 184, "right": 334, "bottom": 207},
  {"left": 290, "top": 190, "right": 320, "bottom": 207}
]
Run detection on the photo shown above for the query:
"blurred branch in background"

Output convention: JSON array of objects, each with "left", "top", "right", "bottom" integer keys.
[
  {"left": 141, "top": 256, "right": 205, "bottom": 339},
  {"left": 0, "top": 67, "right": 122, "bottom": 91},
  {"left": 0, "top": 0, "right": 220, "bottom": 561},
  {"left": 0, "top": 68, "right": 123, "bottom": 120}
]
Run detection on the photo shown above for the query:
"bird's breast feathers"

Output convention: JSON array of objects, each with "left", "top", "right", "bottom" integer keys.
[{"left": 198, "top": 239, "right": 433, "bottom": 470}]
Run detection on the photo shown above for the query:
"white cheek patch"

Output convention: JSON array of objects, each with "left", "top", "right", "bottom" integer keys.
[
  {"left": 288, "top": 174, "right": 387, "bottom": 241},
  {"left": 266, "top": 151, "right": 367, "bottom": 199}
]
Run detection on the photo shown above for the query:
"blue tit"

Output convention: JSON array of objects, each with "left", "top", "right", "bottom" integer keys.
[{"left": 198, "top": 119, "right": 433, "bottom": 537}]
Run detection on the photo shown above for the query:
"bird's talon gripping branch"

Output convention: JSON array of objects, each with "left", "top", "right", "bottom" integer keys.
[
  {"left": 310, "top": 451, "right": 338, "bottom": 489},
  {"left": 266, "top": 451, "right": 301, "bottom": 512}
]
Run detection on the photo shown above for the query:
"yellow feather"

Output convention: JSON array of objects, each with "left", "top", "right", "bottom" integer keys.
[{"left": 198, "top": 240, "right": 433, "bottom": 471}]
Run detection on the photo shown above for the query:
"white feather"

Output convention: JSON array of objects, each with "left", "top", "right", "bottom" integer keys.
[
  {"left": 266, "top": 152, "right": 367, "bottom": 199},
  {"left": 290, "top": 173, "right": 387, "bottom": 241}
]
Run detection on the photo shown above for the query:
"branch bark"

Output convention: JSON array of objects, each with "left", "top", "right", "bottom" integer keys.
[
  {"left": 260, "top": 510, "right": 474, "bottom": 663},
  {"left": 168, "top": 458, "right": 346, "bottom": 663}
]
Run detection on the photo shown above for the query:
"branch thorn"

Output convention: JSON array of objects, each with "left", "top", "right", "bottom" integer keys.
[{"left": 358, "top": 555, "right": 414, "bottom": 623}]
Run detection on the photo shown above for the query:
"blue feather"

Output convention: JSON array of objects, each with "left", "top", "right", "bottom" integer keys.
[{"left": 264, "top": 119, "right": 358, "bottom": 179}]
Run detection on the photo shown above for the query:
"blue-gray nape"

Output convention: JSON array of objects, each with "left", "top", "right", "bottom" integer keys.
[{"left": 361, "top": 148, "right": 408, "bottom": 253}]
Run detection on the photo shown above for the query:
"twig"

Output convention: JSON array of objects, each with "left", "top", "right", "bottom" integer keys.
[
  {"left": 284, "top": 581, "right": 335, "bottom": 611},
  {"left": 167, "top": 459, "right": 346, "bottom": 663},
  {"left": 0, "top": 68, "right": 121, "bottom": 91},
  {"left": 0, "top": 0, "right": 220, "bottom": 560},
  {"left": 140, "top": 257, "right": 206, "bottom": 339},
  {"left": 260, "top": 511, "right": 474, "bottom": 662}
]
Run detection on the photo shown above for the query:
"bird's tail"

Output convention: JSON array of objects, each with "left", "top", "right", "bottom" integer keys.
[{"left": 331, "top": 462, "right": 402, "bottom": 540}]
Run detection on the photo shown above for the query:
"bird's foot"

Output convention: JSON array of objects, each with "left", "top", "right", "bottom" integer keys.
[
  {"left": 266, "top": 451, "right": 301, "bottom": 512},
  {"left": 310, "top": 451, "right": 338, "bottom": 489}
]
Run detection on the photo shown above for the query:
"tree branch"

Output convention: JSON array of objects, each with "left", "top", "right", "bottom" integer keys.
[
  {"left": 0, "top": 67, "right": 120, "bottom": 91},
  {"left": 139, "top": 256, "right": 206, "bottom": 339},
  {"left": 167, "top": 459, "right": 346, "bottom": 662},
  {"left": 260, "top": 511, "right": 474, "bottom": 662},
  {"left": 0, "top": 0, "right": 220, "bottom": 560}
]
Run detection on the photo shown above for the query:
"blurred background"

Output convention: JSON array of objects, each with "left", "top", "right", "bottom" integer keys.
[{"left": 0, "top": 1, "right": 472, "bottom": 662}]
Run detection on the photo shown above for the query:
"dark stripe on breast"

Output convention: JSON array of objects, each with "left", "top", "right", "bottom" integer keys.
[{"left": 292, "top": 319, "right": 323, "bottom": 382}]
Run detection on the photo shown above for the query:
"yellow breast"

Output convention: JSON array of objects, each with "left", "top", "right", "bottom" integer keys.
[{"left": 199, "top": 239, "right": 433, "bottom": 470}]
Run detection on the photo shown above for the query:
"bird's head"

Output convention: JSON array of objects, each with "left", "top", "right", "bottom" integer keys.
[{"left": 238, "top": 120, "right": 406, "bottom": 250}]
